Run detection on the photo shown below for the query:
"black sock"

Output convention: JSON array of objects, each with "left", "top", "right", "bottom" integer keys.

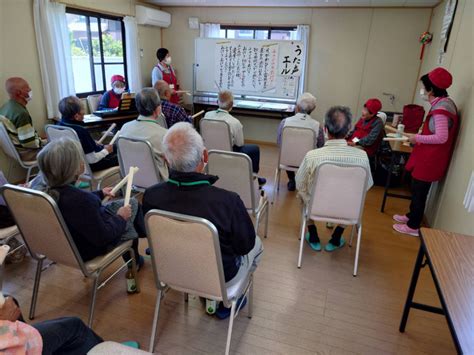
[
  {"left": 329, "top": 226, "right": 345, "bottom": 246},
  {"left": 307, "top": 224, "right": 319, "bottom": 243}
]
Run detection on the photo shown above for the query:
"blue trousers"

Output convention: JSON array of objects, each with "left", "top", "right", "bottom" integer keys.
[
  {"left": 233, "top": 144, "right": 260, "bottom": 174},
  {"left": 33, "top": 317, "right": 103, "bottom": 355}
]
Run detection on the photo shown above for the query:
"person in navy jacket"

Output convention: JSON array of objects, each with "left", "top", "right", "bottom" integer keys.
[{"left": 98, "top": 75, "right": 126, "bottom": 110}]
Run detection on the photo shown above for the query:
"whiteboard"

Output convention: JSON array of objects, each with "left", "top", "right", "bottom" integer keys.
[{"left": 194, "top": 38, "right": 305, "bottom": 101}]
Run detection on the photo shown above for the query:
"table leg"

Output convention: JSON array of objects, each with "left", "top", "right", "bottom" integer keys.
[
  {"left": 399, "top": 243, "right": 425, "bottom": 332},
  {"left": 380, "top": 151, "right": 397, "bottom": 212}
]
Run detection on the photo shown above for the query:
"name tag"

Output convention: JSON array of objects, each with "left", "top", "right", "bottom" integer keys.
[{"left": 169, "top": 84, "right": 175, "bottom": 89}]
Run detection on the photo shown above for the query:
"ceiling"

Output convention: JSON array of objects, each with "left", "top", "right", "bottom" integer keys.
[{"left": 143, "top": 0, "right": 441, "bottom": 7}]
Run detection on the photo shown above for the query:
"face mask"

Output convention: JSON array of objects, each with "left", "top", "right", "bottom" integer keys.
[
  {"left": 25, "top": 90, "right": 33, "bottom": 102},
  {"left": 113, "top": 87, "right": 125, "bottom": 95},
  {"left": 419, "top": 88, "right": 429, "bottom": 101},
  {"left": 164, "top": 56, "right": 172, "bottom": 65}
]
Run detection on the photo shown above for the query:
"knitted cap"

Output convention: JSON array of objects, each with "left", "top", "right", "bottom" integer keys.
[
  {"left": 364, "top": 98, "right": 382, "bottom": 115},
  {"left": 428, "top": 67, "right": 452, "bottom": 89},
  {"left": 110, "top": 75, "right": 125, "bottom": 85}
]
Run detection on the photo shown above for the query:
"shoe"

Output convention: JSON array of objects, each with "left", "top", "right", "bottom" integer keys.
[
  {"left": 393, "top": 223, "right": 419, "bottom": 237},
  {"left": 287, "top": 180, "right": 296, "bottom": 191},
  {"left": 258, "top": 177, "right": 267, "bottom": 186},
  {"left": 324, "top": 236, "right": 346, "bottom": 252},
  {"left": 215, "top": 296, "right": 247, "bottom": 320},
  {"left": 304, "top": 232, "right": 321, "bottom": 252},
  {"left": 145, "top": 247, "right": 151, "bottom": 255},
  {"left": 122, "top": 341, "right": 140, "bottom": 349},
  {"left": 393, "top": 214, "right": 409, "bottom": 223}
]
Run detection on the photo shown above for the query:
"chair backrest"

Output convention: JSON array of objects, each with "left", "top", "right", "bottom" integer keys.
[
  {"left": 0, "top": 123, "right": 22, "bottom": 162},
  {"left": 200, "top": 119, "right": 232, "bottom": 151},
  {"left": 279, "top": 126, "right": 316, "bottom": 168},
  {"left": 116, "top": 137, "right": 162, "bottom": 189},
  {"left": 308, "top": 162, "right": 369, "bottom": 225},
  {"left": 207, "top": 150, "right": 258, "bottom": 211},
  {"left": 377, "top": 111, "right": 387, "bottom": 124},
  {"left": 156, "top": 113, "right": 168, "bottom": 129},
  {"left": 0, "top": 185, "right": 86, "bottom": 273},
  {"left": 87, "top": 94, "right": 102, "bottom": 113},
  {"left": 44, "top": 125, "right": 93, "bottom": 177},
  {"left": 145, "top": 209, "right": 228, "bottom": 303}
]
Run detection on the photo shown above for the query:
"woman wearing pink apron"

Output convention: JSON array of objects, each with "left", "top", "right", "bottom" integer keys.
[
  {"left": 393, "top": 67, "right": 459, "bottom": 237},
  {"left": 151, "top": 48, "right": 180, "bottom": 104}
]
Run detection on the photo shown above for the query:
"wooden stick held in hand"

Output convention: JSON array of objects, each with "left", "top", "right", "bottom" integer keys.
[
  {"left": 98, "top": 123, "right": 116, "bottom": 144},
  {"left": 192, "top": 110, "right": 205, "bottom": 119},
  {"left": 109, "top": 130, "right": 121, "bottom": 145},
  {"left": 124, "top": 166, "right": 139, "bottom": 206}
]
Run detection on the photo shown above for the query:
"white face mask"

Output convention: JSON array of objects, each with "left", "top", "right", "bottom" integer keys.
[
  {"left": 113, "top": 87, "right": 125, "bottom": 95},
  {"left": 25, "top": 90, "right": 33, "bottom": 102},
  {"left": 419, "top": 88, "right": 429, "bottom": 101},
  {"left": 164, "top": 56, "right": 172, "bottom": 65}
]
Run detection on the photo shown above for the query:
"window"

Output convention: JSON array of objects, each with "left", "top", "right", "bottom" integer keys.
[
  {"left": 66, "top": 8, "right": 127, "bottom": 97},
  {"left": 219, "top": 26, "right": 297, "bottom": 40}
]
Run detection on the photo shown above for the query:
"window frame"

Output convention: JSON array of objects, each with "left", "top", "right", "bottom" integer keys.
[
  {"left": 66, "top": 7, "right": 128, "bottom": 98},
  {"left": 219, "top": 25, "right": 297, "bottom": 40}
]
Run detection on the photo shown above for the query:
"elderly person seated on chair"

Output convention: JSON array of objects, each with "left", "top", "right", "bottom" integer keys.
[
  {"left": 154, "top": 80, "right": 192, "bottom": 128},
  {"left": 202, "top": 90, "right": 266, "bottom": 186},
  {"left": 120, "top": 88, "right": 169, "bottom": 181},
  {"left": 143, "top": 122, "right": 263, "bottom": 319},
  {"left": 296, "top": 106, "right": 373, "bottom": 252},
  {"left": 0, "top": 77, "right": 43, "bottom": 161},
  {"left": 36, "top": 138, "right": 146, "bottom": 270},
  {"left": 58, "top": 96, "right": 118, "bottom": 172},
  {"left": 276, "top": 92, "right": 325, "bottom": 191}
]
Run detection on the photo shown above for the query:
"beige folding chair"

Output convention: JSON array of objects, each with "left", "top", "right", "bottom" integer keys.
[
  {"left": 45, "top": 125, "right": 119, "bottom": 190},
  {"left": 145, "top": 210, "right": 254, "bottom": 355},
  {"left": 297, "top": 162, "right": 370, "bottom": 276},
  {"left": 273, "top": 126, "right": 316, "bottom": 202},
  {"left": 199, "top": 119, "right": 233, "bottom": 151},
  {"left": 207, "top": 150, "right": 269, "bottom": 238},
  {"left": 156, "top": 113, "right": 168, "bottom": 129},
  {"left": 0, "top": 122, "right": 38, "bottom": 182},
  {"left": 116, "top": 137, "right": 162, "bottom": 192},
  {"left": 377, "top": 111, "right": 387, "bottom": 124},
  {"left": 87, "top": 94, "right": 102, "bottom": 113},
  {"left": 0, "top": 184, "right": 139, "bottom": 327},
  {"left": 88, "top": 341, "right": 152, "bottom": 354}
]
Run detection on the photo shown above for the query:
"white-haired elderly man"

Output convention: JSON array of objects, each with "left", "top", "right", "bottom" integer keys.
[
  {"left": 143, "top": 122, "right": 263, "bottom": 319},
  {"left": 276, "top": 92, "right": 325, "bottom": 191},
  {"left": 203, "top": 90, "right": 266, "bottom": 186}
]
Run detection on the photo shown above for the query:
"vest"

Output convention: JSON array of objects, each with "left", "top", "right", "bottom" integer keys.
[
  {"left": 157, "top": 64, "right": 179, "bottom": 104},
  {"left": 405, "top": 97, "right": 459, "bottom": 182},
  {"left": 349, "top": 116, "right": 383, "bottom": 157},
  {"left": 108, "top": 90, "right": 121, "bottom": 109}
]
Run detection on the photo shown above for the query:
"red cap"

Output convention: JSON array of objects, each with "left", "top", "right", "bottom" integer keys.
[
  {"left": 110, "top": 75, "right": 125, "bottom": 85},
  {"left": 364, "top": 98, "right": 382, "bottom": 115},
  {"left": 428, "top": 67, "right": 452, "bottom": 89}
]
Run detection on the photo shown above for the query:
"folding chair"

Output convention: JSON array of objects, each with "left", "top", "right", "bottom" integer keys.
[
  {"left": 116, "top": 137, "right": 163, "bottom": 192},
  {"left": 297, "top": 162, "right": 370, "bottom": 276},
  {"left": 0, "top": 122, "right": 38, "bottom": 183},
  {"left": 87, "top": 94, "right": 102, "bottom": 113},
  {"left": 45, "top": 125, "right": 119, "bottom": 190},
  {"left": 273, "top": 126, "right": 315, "bottom": 202},
  {"left": 200, "top": 119, "right": 233, "bottom": 151},
  {"left": 1, "top": 184, "right": 139, "bottom": 327},
  {"left": 207, "top": 150, "right": 269, "bottom": 238},
  {"left": 145, "top": 209, "right": 254, "bottom": 354}
]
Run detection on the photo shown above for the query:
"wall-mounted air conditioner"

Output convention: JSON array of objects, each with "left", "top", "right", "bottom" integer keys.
[{"left": 136, "top": 5, "right": 171, "bottom": 28}]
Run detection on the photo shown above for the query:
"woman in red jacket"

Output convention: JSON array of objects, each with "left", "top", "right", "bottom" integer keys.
[{"left": 393, "top": 67, "right": 459, "bottom": 236}]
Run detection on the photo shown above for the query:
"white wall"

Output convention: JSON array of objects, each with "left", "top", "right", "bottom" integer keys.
[
  {"left": 161, "top": 6, "right": 432, "bottom": 142},
  {"left": 414, "top": 0, "right": 473, "bottom": 235}
]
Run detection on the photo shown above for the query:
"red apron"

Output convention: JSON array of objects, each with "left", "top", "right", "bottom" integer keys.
[
  {"left": 347, "top": 116, "right": 383, "bottom": 157},
  {"left": 405, "top": 98, "right": 459, "bottom": 182},
  {"left": 107, "top": 90, "right": 121, "bottom": 109},
  {"left": 157, "top": 64, "right": 179, "bottom": 104}
]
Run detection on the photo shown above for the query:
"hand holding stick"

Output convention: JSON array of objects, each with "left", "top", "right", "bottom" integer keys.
[
  {"left": 124, "top": 166, "right": 139, "bottom": 206},
  {"left": 98, "top": 123, "right": 116, "bottom": 144},
  {"left": 102, "top": 166, "right": 139, "bottom": 203}
]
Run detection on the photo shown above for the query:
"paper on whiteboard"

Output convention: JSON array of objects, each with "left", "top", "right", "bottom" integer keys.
[
  {"left": 278, "top": 41, "right": 304, "bottom": 77},
  {"left": 215, "top": 42, "right": 278, "bottom": 93}
]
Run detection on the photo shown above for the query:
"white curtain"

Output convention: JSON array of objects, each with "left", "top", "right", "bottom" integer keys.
[
  {"left": 33, "top": 0, "right": 75, "bottom": 119},
  {"left": 199, "top": 23, "right": 222, "bottom": 38},
  {"left": 124, "top": 16, "right": 142, "bottom": 93},
  {"left": 291, "top": 25, "right": 310, "bottom": 94}
]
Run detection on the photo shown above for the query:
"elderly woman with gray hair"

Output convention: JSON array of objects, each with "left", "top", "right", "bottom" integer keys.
[
  {"left": 276, "top": 92, "right": 325, "bottom": 191},
  {"left": 35, "top": 138, "right": 145, "bottom": 270}
]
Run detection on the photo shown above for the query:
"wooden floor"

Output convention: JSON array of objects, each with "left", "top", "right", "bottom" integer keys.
[{"left": 4, "top": 145, "right": 456, "bottom": 354}]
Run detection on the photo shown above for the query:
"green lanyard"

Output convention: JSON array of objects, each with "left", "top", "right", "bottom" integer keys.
[{"left": 167, "top": 179, "right": 211, "bottom": 187}]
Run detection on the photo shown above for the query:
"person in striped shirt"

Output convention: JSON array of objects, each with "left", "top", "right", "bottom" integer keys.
[
  {"left": 296, "top": 106, "right": 373, "bottom": 252},
  {"left": 0, "top": 77, "right": 43, "bottom": 161}
]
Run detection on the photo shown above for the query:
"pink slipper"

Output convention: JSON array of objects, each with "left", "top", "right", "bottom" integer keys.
[
  {"left": 393, "top": 214, "right": 409, "bottom": 223},
  {"left": 393, "top": 223, "right": 419, "bottom": 237}
]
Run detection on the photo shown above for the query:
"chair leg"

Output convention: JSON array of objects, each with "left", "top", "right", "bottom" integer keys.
[
  {"left": 353, "top": 224, "right": 363, "bottom": 277},
  {"left": 149, "top": 290, "right": 163, "bottom": 353},
  {"left": 88, "top": 274, "right": 100, "bottom": 327},
  {"left": 248, "top": 276, "right": 253, "bottom": 319},
  {"left": 349, "top": 225, "right": 355, "bottom": 247},
  {"left": 25, "top": 166, "right": 32, "bottom": 183},
  {"left": 225, "top": 300, "right": 237, "bottom": 355},
  {"left": 297, "top": 216, "right": 307, "bottom": 268},
  {"left": 272, "top": 168, "right": 279, "bottom": 204},
  {"left": 276, "top": 168, "right": 281, "bottom": 192},
  {"left": 130, "top": 249, "right": 140, "bottom": 293},
  {"left": 264, "top": 203, "right": 269, "bottom": 239},
  {"left": 29, "top": 258, "right": 44, "bottom": 320}
]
